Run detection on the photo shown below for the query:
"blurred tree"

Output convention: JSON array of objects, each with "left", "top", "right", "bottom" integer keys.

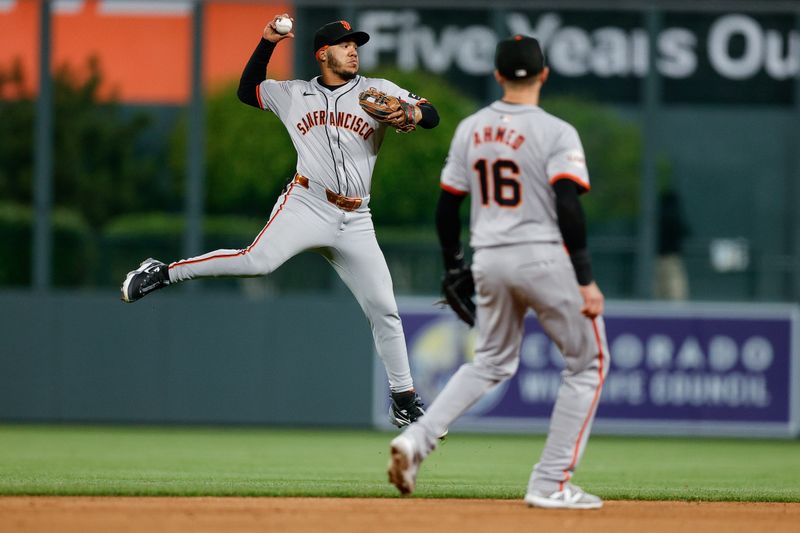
[
  {"left": 540, "top": 96, "right": 642, "bottom": 226},
  {"left": 169, "top": 72, "right": 477, "bottom": 223},
  {"left": 0, "top": 57, "right": 159, "bottom": 229},
  {"left": 169, "top": 80, "right": 296, "bottom": 218},
  {"left": 167, "top": 73, "right": 640, "bottom": 230},
  {"left": 52, "top": 58, "right": 160, "bottom": 228},
  {"left": 0, "top": 59, "right": 35, "bottom": 204},
  {"left": 360, "top": 68, "right": 478, "bottom": 228},
  {"left": 0, "top": 202, "right": 92, "bottom": 286}
]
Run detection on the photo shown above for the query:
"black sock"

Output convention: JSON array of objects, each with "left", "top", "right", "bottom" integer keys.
[
  {"left": 158, "top": 264, "right": 171, "bottom": 284},
  {"left": 391, "top": 390, "right": 416, "bottom": 406}
]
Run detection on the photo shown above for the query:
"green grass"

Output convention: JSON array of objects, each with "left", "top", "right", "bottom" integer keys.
[{"left": 0, "top": 425, "right": 798, "bottom": 501}]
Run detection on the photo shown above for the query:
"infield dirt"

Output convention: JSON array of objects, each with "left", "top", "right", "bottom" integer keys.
[{"left": 1, "top": 497, "right": 798, "bottom": 533}]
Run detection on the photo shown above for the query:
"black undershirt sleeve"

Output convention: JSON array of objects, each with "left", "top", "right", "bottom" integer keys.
[
  {"left": 552, "top": 178, "right": 594, "bottom": 285},
  {"left": 437, "top": 181, "right": 593, "bottom": 283},
  {"left": 237, "top": 38, "right": 276, "bottom": 108},
  {"left": 436, "top": 189, "right": 467, "bottom": 270},
  {"left": 417, "top": 103, "right": 440, "bottom": 129}
]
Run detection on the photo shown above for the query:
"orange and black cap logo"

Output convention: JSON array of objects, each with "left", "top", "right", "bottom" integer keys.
[{"left": 313, "top": 20, "right": 370, "bottom": 58}]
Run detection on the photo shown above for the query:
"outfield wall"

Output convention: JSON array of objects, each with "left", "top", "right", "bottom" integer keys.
[
  {"left": 0, "top": 290, "right": 375, "bottom": 427},
  {"left": 2, "top": 291, "right": 798, "bottom": 437},
  {"left": 373, "top": 299, "right": 800, "bottom": 438}
]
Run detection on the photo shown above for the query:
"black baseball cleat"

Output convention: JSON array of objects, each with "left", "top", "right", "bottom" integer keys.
[
  {"left": 120, "top": 258, "right": 170, "bottom": 303},
  {"left": 389, "top": 390, "right": 427, "bottom": 427},
  {"left": 389, "top": 391, "right": 448, "bottom": 439}
]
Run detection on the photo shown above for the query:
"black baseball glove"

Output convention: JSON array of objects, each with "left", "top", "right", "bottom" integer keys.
[{"left": 441, "top": 265, "right": 475, "bottom": 327}]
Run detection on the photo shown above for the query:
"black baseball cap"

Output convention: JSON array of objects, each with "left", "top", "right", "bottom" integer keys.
[
  {"left": 313, "top": 20, "right": 370, "bottom": 58},
  {"left": 495, "top": 35, "right": 545, "bottom": 79}
]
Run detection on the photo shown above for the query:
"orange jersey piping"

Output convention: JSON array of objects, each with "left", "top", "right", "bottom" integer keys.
[
  {"left": 550, "top": 172, "right": 590, "bottom": 192},
  {"left": 558, "top": 318, "right": 606, "bottom": 490},
  {"left": 440, "top": 183, "right": 468, "bottom": 196},
  {"left": 169, "top": 182, "right": 297, "bottom": 270}
]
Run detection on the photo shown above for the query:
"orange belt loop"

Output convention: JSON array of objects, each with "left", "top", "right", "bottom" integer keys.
[{"left": 293, "top": 174, "right": 310, "bottom": 189}]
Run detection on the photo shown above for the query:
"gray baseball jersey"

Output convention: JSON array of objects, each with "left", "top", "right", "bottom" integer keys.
[
  {"left": 166, "top": 75, "right": 428, "bottom": 393},
  {"left": 440, "top": 101, "right": 590, "bottom": 248},
  {"left": 402, "top": 101, "right": 611, "bottom": 495},
  {"left": 258, "top": 76, "right": 426, "bottom": 198}
]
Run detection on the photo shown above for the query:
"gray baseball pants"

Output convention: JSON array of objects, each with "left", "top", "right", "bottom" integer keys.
[
  {"left": 403, "top": 242, "right": 610, "bottom": 492},
  {"left": 166, "top": 179, "right": 414, "bottom": 392}
]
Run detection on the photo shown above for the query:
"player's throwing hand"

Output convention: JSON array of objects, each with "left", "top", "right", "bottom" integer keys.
[{"left": 263, "top": 13, "right": 294, "bottom": 42}]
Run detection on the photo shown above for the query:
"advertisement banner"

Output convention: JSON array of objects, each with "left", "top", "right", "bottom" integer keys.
[
  {"left": 373, "top": 300, "right": 800, "bottom": 437},
  {"left": 299, "top": 6, "right": 800, "bottom": 105}
]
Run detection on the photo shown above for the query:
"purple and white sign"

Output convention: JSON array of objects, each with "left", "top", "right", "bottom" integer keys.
[{"left": 373, "top": 300, "right": 800, "bottom": 437}]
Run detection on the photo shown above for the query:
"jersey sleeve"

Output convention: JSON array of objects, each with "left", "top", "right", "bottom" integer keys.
[
  {"left": 439, "top": 120, "right": 471, "bottom": 196},
  {"left": 547, "top": 124, "right": 591, "bottom": 192},
  {"left": 375, "top": 79, "right": 429, "bottom": 106},
  {"left": 257, "top": 79, "right": 298, "bottom": 119}
]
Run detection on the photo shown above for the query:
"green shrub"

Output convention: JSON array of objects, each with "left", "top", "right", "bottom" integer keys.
[
  {"left": 105, "top": 212, "right": 270, "bottom": 240},
  {"left": 0, "top": 203, "right": 92, "bottom": 286},
  {"left": 168, "top": 82, "right": 295, "bottom": 218},
  {"left": 0, "top": 57, "right": 160, "bottom": 229},
  {"left": 166, "top": 72, "right": 640, "bottom": 234},
  {"left": 539, "top": 96, "right": 642, "bottom": 226},
  {"left": 360, "top": 68, "right": 479, "bottom": 228},
  {"left": 168, "top": 71, "right": 479, "bottom": 227},
  {"left": 103, "top": 212, "right": 265, "bottom": 281}
]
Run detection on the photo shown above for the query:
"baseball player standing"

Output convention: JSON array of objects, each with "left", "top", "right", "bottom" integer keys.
[
  {"left": 388, "top": 36, "right": 610, "bottom": 509},
  {"left": 120, "top": 15, "right": 442, "bottom": 429}
]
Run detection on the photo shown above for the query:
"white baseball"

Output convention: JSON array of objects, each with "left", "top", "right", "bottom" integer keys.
[{"left": 274, "top": 17, "right": 292, "bottom": 35}]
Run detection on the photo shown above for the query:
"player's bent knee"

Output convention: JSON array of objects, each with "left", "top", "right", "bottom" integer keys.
[
  {"left": 473, "top": 358, "right": 518, "bottom": 382},
  {"left": 239, "top": 253, "right": 277, "bottom": 277},
  {"left": 563, "top": 351, "right": 602, "bottom": 374},
  {"left": 364, "top": 301, "right": 401, "bottom": 324}
]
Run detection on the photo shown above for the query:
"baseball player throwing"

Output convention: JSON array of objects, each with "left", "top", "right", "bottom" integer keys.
[
  {"left": 388, "top": 35, "right": 610, "bottom": 509},
  {"left": 120, "top": 15, "right": 441, "bottom": 429}
]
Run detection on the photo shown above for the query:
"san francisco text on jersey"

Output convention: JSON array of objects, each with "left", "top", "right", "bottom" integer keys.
[{"left": 297, "top": 109, "right": 376, "bottom": 140}]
